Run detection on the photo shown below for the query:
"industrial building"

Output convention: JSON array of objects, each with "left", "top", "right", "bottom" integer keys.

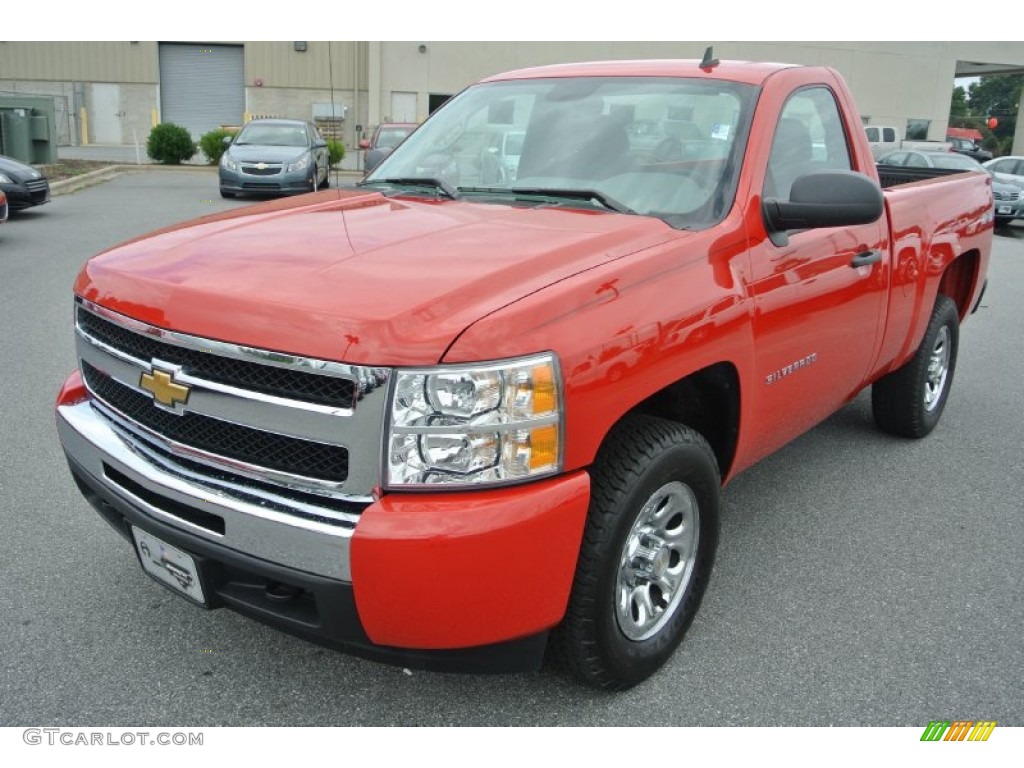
[{"left": 2, "top": 41, "right": 1023, "bottom": 165}]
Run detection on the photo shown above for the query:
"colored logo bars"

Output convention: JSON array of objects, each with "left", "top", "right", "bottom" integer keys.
[{"left": 920, "top": 721, "right": 997, "bottom": 742}]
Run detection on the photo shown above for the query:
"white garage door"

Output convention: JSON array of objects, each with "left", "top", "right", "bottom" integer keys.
[{"left": 159, "top": 43, "right": 244, "bottom": 139}]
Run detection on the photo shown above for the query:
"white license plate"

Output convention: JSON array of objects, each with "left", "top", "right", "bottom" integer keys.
[
  {"left": 998, "top": 205, "right": 1013, "bottom": 214},
  {"left": 132, "top": 527, "right": 206, "bottom": 605}
]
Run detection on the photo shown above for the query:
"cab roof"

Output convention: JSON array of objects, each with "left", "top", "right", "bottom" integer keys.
[{"left": 480, "top": 59, "right": 797, "bottom": 86}]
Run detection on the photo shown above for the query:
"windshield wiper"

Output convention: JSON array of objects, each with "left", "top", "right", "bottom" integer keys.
[
  {"left": 358, "top": 177, "right": 459, "bottom": 200},
  {"left": 459, "top": 186, "right": 634, "bottom": 215}
]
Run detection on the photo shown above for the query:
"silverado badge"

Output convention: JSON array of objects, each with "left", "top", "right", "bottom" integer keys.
[{"left": 140, "top": 367, "right": 190, "bottom": 410}]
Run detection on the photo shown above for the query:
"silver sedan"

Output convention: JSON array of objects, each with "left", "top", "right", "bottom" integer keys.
[{"left": 219, "top": 119, "right": 330, "bottom": 199}]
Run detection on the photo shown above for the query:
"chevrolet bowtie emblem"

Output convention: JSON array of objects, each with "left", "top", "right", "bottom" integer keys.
[
  {"left": 140, "top": 368, "right": 190, "bottom": 409},
  {"left": 256, "top": 162, "right": 267, "bottom": 170}
]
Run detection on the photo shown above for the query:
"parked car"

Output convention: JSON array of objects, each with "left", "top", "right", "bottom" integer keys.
[
  {"left": 0, "top": 154, "right": 51, "bottom": 210},
  {"left": 219, "top": 119, "right": 330, "bottom": 199},
  {"left": 479, "top": 130, "right": 526, "bottom": 183},
  {"left": 877, "top": 149, "right": 985, "bottom": 172},
  {"left": 361, "top": 123, "right": 417, "bottom": 174},
  {"left": 864, "top": 125, "right": 899, "bottom": 159},
  {"left": 864, "top": 126, "right": 952, "bottom": 159},
  {"left": 992, "top": 180, "right": 1024, "bottom": 224},
  {"left": 947, "top": 136, "right": 992, "bottom": 163},
  {"left": 983, "top": 155, "right": 1024, "bottom": 187}
]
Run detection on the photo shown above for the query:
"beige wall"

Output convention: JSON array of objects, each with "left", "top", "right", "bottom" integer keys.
[
  {"left": 6, "top": 41, "right": 1023, "bottom": 150},
  {"left": 370, "top": 41, "right": 1024, "bottom": 142},
  {"left": 0, "top": 41, "right": 159, "bottom": 83},
  {"left": 245, "top": 42, "right": 367, "bottom": 90}
]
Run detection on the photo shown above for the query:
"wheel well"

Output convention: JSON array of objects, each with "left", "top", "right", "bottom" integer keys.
[
  {"left": 629, "top": 362, "right": 740, "bottom": 478},
  {"left": 938, "top": 250, "right": 980, "bottom": 319}
]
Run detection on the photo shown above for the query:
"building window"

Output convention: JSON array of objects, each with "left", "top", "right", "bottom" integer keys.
[
  {"left": 428, "top": 94, "right": 452, "bottom": 114},
  {"left": 861, "top": 115, "right": 871, "bottom": 125},
  {"left": 905, "top": 119, "right": 930, "bottom": 141}
]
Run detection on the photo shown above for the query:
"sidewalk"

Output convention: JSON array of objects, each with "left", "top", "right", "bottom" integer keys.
[
  {"left": 58, "top": 144, "right": 365, "bottom": 173},
  {"left": 59, "top": 144, "right": 160, "bottom": 165}
]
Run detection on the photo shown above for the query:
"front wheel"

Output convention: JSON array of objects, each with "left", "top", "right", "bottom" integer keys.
[
  {"left": 872, "top": 294, "right": 960, "bottom": 438},
  {"left": 553, "top": 414, "right": 720, "bottom": 690}
]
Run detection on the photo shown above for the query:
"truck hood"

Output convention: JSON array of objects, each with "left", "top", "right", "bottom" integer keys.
[{"left": 76, "top": 190, "right": 680, "bottom": 365}]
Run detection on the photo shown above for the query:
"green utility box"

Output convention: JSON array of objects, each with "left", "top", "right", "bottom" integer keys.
[{"left": 0, "top": 95, "right": 58, "bottom": 164}]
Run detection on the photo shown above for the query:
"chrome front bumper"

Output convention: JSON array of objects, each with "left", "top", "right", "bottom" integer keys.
[{"left": 57, "top": 398, "right": 357, "bottom": 581}]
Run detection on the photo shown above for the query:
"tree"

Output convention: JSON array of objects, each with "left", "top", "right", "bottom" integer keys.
[
  {"left": 967, "top": 74, "right": 1022, "bottom": 148},
  {"left": 950, "top": 85, "right": 968, "bottom": 118}
]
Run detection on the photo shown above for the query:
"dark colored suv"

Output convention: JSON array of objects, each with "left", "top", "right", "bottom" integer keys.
[
  {"left": 0, "top": 155, "right": 51, "bottom": 210},
  {"left": 947, "top": 137, "right": 993, "bottom": 163}
]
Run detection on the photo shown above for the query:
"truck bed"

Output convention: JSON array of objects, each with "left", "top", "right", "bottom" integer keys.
[{"left": 875, "top": 164, "right": 973, "bottom": 189}]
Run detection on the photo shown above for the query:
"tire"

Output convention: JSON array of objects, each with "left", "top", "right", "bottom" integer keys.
[
  {"left": 219, "top": 188, "right": 236, "bottom": 199},
  {"left": 322, "top": 168, "right": 331, "bottom": 188},
  {"left": 872, "top": 294, "right": 959, "bottom": 438},
  {"left": 553, "top": 414, "right": 721, "bottom": 690}
]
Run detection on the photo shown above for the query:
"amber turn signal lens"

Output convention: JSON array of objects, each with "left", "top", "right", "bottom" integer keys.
[{"left": 529, "top": 424, "right": 559, "bottom": 471}]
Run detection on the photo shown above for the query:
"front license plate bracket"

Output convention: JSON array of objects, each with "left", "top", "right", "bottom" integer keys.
[{"left": 132, "top": 526, "right": 207, "bottom": 606}]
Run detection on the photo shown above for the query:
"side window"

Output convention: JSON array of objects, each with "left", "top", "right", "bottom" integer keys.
[
  {"left": 884, "top": 152, "right": 906, "bottom": 166},
  {"left": 905, "top": 152, "right": 928, "bottom": 168},
  {"left": 865, "top": 127, "right": 879, "bottom": 142},
  {"left": 882, "top": 127, "right": 896, "bottom": 143},
  {"left": 766, "top": 87, "right": 852, "bottom": 200}
]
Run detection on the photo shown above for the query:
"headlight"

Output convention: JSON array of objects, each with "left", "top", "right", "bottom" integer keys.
[
  {"left": 287, "top": 154, "right": 311, "bottom": 173},
  {"left": 221, "top": 155, "right": 238, "bottom": 171},
  {"left": 0, "top": 173, "right": 12, "bottom": 183},
  {"left": 387, "top": 353, "right": 563, "bottom": 487}
]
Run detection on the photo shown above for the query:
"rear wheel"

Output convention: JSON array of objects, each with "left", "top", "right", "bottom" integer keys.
[
  {"left": 553, "top": 414, "right": 720, "bottom": 690},
  {"left": 872, "top": 294, "right": 959, "bottom": 438}
]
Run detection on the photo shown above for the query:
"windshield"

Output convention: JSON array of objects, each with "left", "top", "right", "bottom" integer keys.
[
  {"left": 365, "top": 76, "right": 758, "bottom": 229},
  {"left": 235, "top": 123, "right": 309, "bottom": 147},
  {"left": 377, "top": 127, "right": 415, "bottom": 149}
]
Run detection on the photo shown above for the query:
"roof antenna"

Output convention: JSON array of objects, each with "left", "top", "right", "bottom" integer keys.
[{"left": 700, "top": 46, "right": 720, "bottom": 71}]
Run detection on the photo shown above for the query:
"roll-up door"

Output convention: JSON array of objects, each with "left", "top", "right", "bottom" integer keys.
[{"left": 159, "top": 43, "right": 244, "bottom": 139}]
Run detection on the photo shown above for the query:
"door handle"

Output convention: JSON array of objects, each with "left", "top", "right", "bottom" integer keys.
[{"left": 850, "top": 250, "right": 882, "bottom": 268}]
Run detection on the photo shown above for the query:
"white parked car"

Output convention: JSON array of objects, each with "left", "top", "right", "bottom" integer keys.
[
  {"left": 877, "top": 149, "right": 985, "bottom": 172},
  {"left": 983, "top": 156, "right": 1024, "bottom": 187}
]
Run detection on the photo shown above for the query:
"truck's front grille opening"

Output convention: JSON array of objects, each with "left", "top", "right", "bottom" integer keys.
[
  {"left": 104, "top": 464, "right": 226, "bottom": 535},
  {"left": 77, "top": 307, "right": 357, "bottom": 409},
  {"left": 82, "top": 362, "right": 349, "bottom": 484}
]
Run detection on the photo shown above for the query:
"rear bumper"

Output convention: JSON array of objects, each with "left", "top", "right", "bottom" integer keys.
[{"left": 56, "top": 369, "right": 590, "bottom": 671}]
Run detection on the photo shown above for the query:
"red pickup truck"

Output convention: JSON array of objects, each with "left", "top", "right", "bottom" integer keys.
[{"left": 56, "top": 59, "right": 992, "bottom": 689}]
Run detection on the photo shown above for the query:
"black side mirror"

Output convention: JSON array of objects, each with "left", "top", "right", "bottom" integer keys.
[
  {"left": 763, "top": 171, "right": 883, "bottom": 247},
  {"left": 314, "top": 138, "right": 327, "bottom": 148}
]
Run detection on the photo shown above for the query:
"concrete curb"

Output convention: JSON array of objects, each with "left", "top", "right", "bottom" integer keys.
[{"left": 50, "top": 165, "right": 364, "bottom": 197}]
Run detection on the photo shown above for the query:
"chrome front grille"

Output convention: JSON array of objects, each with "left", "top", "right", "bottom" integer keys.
[
  {"left": 82, "top": 361, "right": 349, "bottom": 483},
  {"left": 994, "top": 189, "right": 1021, "bottom": 202},
  {"left": 241, "top": 164, "right": 282, "bottom": 176},
  {"left": 74, "top": 299, "right": 391, "bottom": 504},
  {"left": 77, "top": 308, "right": 356, "bottom": 408}
]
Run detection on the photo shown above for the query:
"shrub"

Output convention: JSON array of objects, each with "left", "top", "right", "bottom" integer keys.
[
  {"left": 147, "top": 123, "right": 196, "bottom": 165},
  {"left": 200, "top": 128, "right": 233, "bottom": 165},
  {"left": 327, "top": 139, "right": 345, "bottom": 167}
]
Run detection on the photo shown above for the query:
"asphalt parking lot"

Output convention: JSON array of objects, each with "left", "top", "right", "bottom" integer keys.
[{"left": 0, "top": 170, "right": 1021, "bottom": 726}]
